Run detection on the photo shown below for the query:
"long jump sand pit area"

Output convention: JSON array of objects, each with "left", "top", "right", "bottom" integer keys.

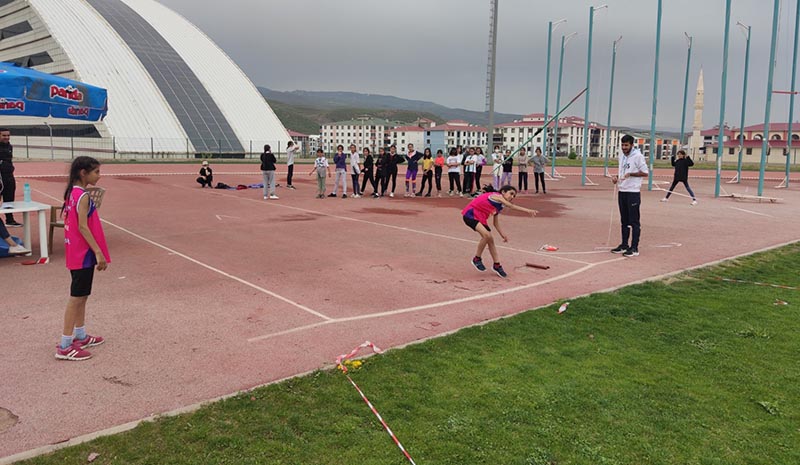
[{"left": 1, "top": 161, "right": 798, "bottom": 461}]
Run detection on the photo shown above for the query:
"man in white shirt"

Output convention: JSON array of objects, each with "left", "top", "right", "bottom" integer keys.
[
  {"left": 285, "top": 140, "right": 299, "bottom": 189},
  {"left": 611, "top": 134, "right": 649, "bottom": 257},
  {"left": 349, "top": 144, "right": 362, "bottom": 198}
]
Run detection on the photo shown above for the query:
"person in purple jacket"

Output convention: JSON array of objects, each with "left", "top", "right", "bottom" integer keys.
[
  {"left": 328, "top": 145, "right": 348, "bottom": 198},
  {"left": 404, "top": 143, "right": 423, "bottom": 197}
]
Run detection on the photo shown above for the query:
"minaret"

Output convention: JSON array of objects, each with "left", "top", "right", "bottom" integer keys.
[{"left": 688, "top": 68, "right": 705, "bottom": 160}]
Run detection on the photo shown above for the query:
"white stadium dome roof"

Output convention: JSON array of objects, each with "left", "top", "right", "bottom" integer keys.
[{"left": 0, "top": 0, "right": 290, "bottom": 154}]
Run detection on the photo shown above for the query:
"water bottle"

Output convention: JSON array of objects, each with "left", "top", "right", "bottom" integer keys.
[{"left": 23, "top": 182, "right": 31, "bottom": 202}]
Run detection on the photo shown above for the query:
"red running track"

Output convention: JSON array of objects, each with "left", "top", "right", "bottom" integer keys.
[{"left": 0, "top": 162, "right": 798, "bottom": 462}]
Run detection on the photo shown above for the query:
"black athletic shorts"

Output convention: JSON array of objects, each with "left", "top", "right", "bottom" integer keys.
[
  {"left": 463, "top": 215, "right": 490, "bottom": 232},
  {"left": 70, "top": 267, "right": 95, "bottom": 297}
]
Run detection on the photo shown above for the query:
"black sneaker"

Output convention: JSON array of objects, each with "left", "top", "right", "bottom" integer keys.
[
  {"left": 471, "top": 256, "right": 486, "bottom": 272},
  {"left": 611, "top": 244, "right": 628, "bottom": 254},
  {"left": 492, "top": 264, "right": 508, "bottom": 278},
  {"left": 5, "top": 219, "right": 22, "bottom": 227},
  {"left": 341, "top": 194, "right": 347, "bottom": 199},
  {"left": 327, "top": 193, "right": 337, "bottom": 197},
  {"left": 623, "top": 248, "right": 639, "bottom": 257}
]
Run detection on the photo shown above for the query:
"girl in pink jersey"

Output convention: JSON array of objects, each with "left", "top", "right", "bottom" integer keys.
[
  {"left": 56, "top": 156, "right": 110, "bottom": 361},
  {"left": 461, "top": 185, "right": 536, "bottom": 278}
]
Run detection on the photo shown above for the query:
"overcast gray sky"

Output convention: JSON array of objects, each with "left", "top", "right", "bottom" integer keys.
[{"left": 159, "top": 0, "right": 797, "bottom": 130}]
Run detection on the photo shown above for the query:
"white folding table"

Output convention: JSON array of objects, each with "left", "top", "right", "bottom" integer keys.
[{"left": 1, "top": 201, "right": 50, "bottom": 261}]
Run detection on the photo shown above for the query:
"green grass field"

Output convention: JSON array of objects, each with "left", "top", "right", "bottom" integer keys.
[{"left": 20, "top": 244, "right": 800, "bottom": 465}]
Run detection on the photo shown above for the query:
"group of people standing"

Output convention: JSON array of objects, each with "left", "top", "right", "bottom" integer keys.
[{"left": 299, "top": 143, "right": 551, "bottom": 200}]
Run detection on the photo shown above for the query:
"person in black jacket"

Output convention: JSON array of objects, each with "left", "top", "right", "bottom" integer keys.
[
  {"left": 196, "top": 160, "right": 213, "bottom": 188},
  {"left": 260, "top": 144, "right": 278, "bottom": 199},
  {"left": 386, "top": 144, "right": 404, "bottom": 197},
  {"left": 375, "top": 147, "right": 387, "bottom": 197},
  {"left": 360, "top": 147, "right": 377, "bottom": 196},
  {"left": 661, "top": 149, "right": 697, "bottom": 205},
  {"left": 0, "top": 128, "right": 21, "bottom": 226}
]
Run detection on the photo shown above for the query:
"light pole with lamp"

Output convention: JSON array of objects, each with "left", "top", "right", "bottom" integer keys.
[
  {"left": 758, "top": 0, "right": 780, "bottom": 196},
  {"left": 543, "top": 18, "right": 566, "bottom": 159},
  {"left": 43, "top": 121, "right": 53, "bottom": 160},
  {"left": 678, "top": 32, "right": 693, "bottom": 162},
  {"left": 647, "top": 0, "right": 663, "bottom": 191},
  {"left": 581, "top": 4, "right": 608, "bottom": 186},
  {"left": 734, "top": 22, "right": 751, "bottom": 183},
  {"left": 715, "top": 0, "right": 733, "bottom": 197},
  {"left": 783, "top": 0, "right": 800, "bottom": 189},
  {"left": 551, "top": 32, "right": 578, "bottom": 178},
  {"left": 603, "top": 35, "right": 622, "bottom": 177}
]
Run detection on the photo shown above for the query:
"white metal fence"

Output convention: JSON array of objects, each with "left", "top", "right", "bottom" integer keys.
[{"left": 9, "top": 136, "right": 317, "bottom": 161}]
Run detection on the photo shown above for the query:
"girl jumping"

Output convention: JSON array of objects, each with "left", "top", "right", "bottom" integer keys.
[
  {"left": 462, "top": 185, "right": 537, "bottom": 278},
  {"left": 56, "top": 156, "right": 110, "bottom": 361}
]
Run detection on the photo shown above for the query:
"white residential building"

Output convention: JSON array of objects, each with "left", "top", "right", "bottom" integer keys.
[
  {"left": 388, "top": 125, "right": 426, "bottom": 149},
  {"left": 319, "top": 117, "right": 396, "bottom": 154},
  {"left": 426, "top": 120, "right": 487, "bottom": 154},
  {"left": 495, "top": 113, "right": 620, "bottom": 159}
]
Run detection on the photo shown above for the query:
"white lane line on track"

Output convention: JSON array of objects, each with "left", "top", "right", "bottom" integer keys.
[
  {"left": 247, "top": 256, "right": 625, "bottom": 343},
  {"left": 33, "top": 189, "right": 333, "bottom": 322},
  {"left": 178, "top": 185, "right": 595, "bottom": 266},
  {"left": 729, "top": 207, "right": 774, "bottom": 218}
]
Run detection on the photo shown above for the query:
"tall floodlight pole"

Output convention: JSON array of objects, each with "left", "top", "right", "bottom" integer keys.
[
  {"left": 679, "top": 33, "right": 693, "bottom": 154},
  {"left": 485, "top": 0, "right": 499, "bottom": 155},
  {"left": 543, "top": 19, "right": 566, "bottom": 159},
  {"left": 784, "top": 0, "right": 800, "bottom": 188},
  {"left": 736, "top": 22, "right": 751, "bottom": 183},
  {"left": 604, "top": 36, "right": 622, "bottom": 177},
  {"left": 647, "top": 0, "right": 663, "bottom": 191},
  {"left": 581, "top": 4, "right": 608, "bottom": 186},
  {"left": 715, "top": 0, "right": 732, "bottom": 197},
  {"left": 552, "top": 32, "right": 577, "bottom": 177},
  {"left": 759, "top": 0, "right": 780, "bottom": 196}
]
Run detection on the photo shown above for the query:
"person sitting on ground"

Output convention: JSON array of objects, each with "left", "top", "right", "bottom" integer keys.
[
  {"left": 196, "top": 160, "right": 213, "bottom": 188},
  {"left": 0, "top": 219, "right": 29, "bottom": 255}
]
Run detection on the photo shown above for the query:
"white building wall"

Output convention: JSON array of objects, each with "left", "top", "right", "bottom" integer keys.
[
  {"left": 125, "top": 0, "right": 290, "bottom": 151},
  {"left": 28, "top": 0, "right": 188, "bottom": 152},
  {"left": 388, "top": 130, "right": 425, "bottom": 149}
]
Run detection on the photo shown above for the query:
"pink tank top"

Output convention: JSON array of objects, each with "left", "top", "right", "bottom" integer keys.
[
  {"left": 461, "top": 192, "right": 504, "bottom": 226},
  {"left": 64, "top": 186, "right": 110, "bottom": 270}
]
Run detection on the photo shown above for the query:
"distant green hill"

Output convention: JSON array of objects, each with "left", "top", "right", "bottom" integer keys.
[
  {"left": 267, "top": 99, "right": 446, "bottom": 135},
  {"left": 260, "top": 87, "right": 524, "bottom": 135}
]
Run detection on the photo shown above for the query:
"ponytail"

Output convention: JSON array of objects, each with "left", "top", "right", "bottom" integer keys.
[{"left": 64, "top": 156, "right": 100, "bottom": 203}]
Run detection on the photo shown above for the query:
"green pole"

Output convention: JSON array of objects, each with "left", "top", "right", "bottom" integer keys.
[
  {"left": 604, "top": 36, "right": 621, "bottom": 177},
  {"left": 759, "top": 0, "right": 780, "bottom": 196},
  {"left": 544, "top": 21, "right": 553, "bottom": 160},
  {"left": 736, "top": 23, "right": 751, "bottom": 183},
  {"left": 784, "top": 0, "right": 800, "bottom": 188},
  {"left": 648, "top": 0, "right": 662, "bottom": 191},
  {"left": 581, "top": 6, "right": 592, "bottom": 185},
  {"left": 679, "top": 34, "right": 693, "bottom": 154},
  {"left": 715, "top": 0, "right": 732, "bottom": 197},
  {"left": 552, "top": 34, "right": 570, "bottom": 177}
]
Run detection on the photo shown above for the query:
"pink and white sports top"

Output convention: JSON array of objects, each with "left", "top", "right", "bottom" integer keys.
[
  {"left": 461, "top": 192, "right": 504, "bottom": 226},
  {"left": 64, "top": 186, "right": 110, "bottom": 270}
]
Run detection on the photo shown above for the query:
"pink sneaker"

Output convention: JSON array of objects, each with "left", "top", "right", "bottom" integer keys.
[
  {"left": 75, "top": 335, "right": 104, "bottom": 349},
  {"left": 55, "top": 342, "right": 92, "bottom": 361}
]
